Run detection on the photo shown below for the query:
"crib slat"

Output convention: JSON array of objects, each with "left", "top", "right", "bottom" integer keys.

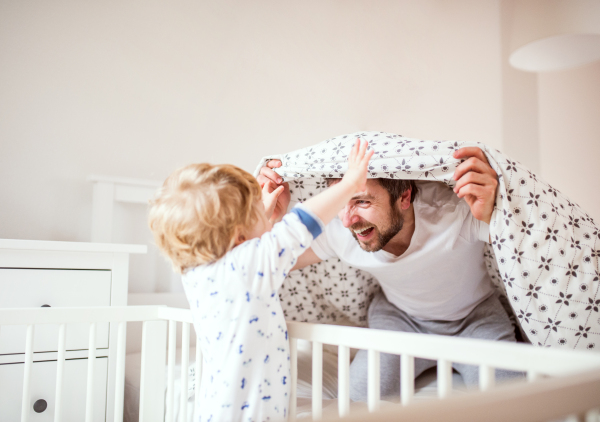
[
  {"left": 401, "top": 354, "right": 414, "bottom": 405},
  {"left": 180, "top": 322, "right": 190, "bottom": 422},
  {"left": 54, "top": 324, "right": 66, "bottom": 422},
  {"left": 367, "top": 349, "right": 380, "bottom": 412},
  {"left": 312, "top": 341, "right": 323, "bottom": 420},
  {"left": 437, "top": 358, "right": 452, "bottom": 399},
  {"left": 86, "top": 322, "right": 97, "bottom": 422},
  {"left": 166, "top": 320, "right": 177, "bottom": 422},
  {"left": 195, "top": 337, "right": 202, "bottom": 408},
  {"left": 139, "top": 320, "right": 168, "bottom": 422},
  {"left": 21, "top": 324, "right": 35, "bottom": 422},
  {"left": 479, "top": 364, "right": 495, "bottom": 391},
  {"left": 289, "top": 338, "right": 298, "bottom": 422},
  {"left": 113, "top": 322, "right": 127, "bottom": 422},
  {"left": 338, "top": 345, "right": 350, "bottom": 417}
]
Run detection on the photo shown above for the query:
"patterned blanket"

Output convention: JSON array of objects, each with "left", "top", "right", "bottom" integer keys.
[{"left": 254, "top": 131, "right": 600, "bottom": 350}]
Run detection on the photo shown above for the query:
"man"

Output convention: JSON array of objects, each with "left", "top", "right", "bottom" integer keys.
[{"left": 258, "top": 146, "right": 520, "bottom": 400}]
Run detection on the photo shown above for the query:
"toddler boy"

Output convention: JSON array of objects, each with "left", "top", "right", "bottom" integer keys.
[{"left": 149, "top": 139, "right": 373, "bottom": 421}]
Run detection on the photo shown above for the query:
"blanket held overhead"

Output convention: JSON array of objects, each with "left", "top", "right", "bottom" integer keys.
[{"left": 254, "top": 132, "right": 600, "bottom": 350}]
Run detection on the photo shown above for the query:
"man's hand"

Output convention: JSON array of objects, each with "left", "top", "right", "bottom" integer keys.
[
  {"left": 452, "top": 147, "right": 498, "bottom": 225},
  {"left": 257, "top": 160, "right": 290, "bottom": 223}
]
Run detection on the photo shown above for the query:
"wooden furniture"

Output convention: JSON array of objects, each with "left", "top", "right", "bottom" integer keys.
[{"left": 0, "top": 239, "right": 146, "bottom": 421}]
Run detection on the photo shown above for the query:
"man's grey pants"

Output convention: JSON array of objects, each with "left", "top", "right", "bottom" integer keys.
[{"left": 349, "top": 290, "right": 524, "bottom": 401}]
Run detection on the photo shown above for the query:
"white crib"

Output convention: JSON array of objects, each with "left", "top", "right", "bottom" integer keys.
[{"left": 2, "top": 305, "right": 600, "bottom": 422}]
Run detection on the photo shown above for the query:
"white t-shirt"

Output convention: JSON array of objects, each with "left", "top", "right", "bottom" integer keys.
[
  {"left": 311, "top": 181, "right": 494, "bottom": 321},
  {"left": 182, "top": 208, "right": 321, "bottom": 422}
]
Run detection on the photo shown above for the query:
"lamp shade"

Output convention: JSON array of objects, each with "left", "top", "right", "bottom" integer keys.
[{"left": 509, "top": 0, "right": 600, "bottom": 72}]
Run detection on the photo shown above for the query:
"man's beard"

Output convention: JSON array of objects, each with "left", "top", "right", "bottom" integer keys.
[{"left": 350, "top": 206, "right": 404, "bottom": 252}]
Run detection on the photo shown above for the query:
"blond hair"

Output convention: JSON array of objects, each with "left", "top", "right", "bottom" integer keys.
[{"left": 149, "top": 163, "right": 262, "bottom": 273}]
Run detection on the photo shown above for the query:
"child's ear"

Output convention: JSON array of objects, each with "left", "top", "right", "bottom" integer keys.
[{"left": 233, "top": 229, "right": 246, "bottom": 247}]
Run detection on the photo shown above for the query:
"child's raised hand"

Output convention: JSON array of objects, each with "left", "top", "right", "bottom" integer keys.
[
  {"left": 262, "top": 181, "right": 285, "bottom": 222},
  {"left": 342, "top": 138, "right": 373, "bottom": 192}
]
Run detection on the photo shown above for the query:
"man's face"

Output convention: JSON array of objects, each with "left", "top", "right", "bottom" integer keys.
[{"left": 336, "top": 180, "right": 404, "bottom": 252}]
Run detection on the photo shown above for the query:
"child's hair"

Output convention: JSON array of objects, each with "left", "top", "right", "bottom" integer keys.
[{"left": 149, "top": 163, "right": 262, "bottom": 273}]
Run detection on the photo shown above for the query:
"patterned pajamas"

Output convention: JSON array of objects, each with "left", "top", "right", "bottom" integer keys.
[{"left": 182, "top": 207, "right": 322, "bottom": 422}]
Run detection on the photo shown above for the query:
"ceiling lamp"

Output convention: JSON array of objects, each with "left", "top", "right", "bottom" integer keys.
[{"left": 509, "top": 0, "right": 600, "bottom": 72}]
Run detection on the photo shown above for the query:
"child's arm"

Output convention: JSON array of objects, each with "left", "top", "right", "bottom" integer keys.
[
  {"left": 299, "top": 139, "right": 373, "bottom": 226},
  {"left": 237, "top": 139, "right": 372, "bottom": 292}
]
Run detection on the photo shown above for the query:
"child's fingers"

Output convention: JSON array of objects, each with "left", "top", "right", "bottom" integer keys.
[
  {"left": 354, "top": 140, "right": 369, "bottom": 162},
  {"left": 349, "top": 138, "right": 360, "bottom": 162},
  {"left": 358, "top": 148, "right": 374, "bottom": 173},
  {"left": 358, "top": 139, "right": 368, "bottom": 159},
  {"left": 263, "top": 185, "right": 284, "bottom": 217},
  {"left": 365, "top": 149, "right": 374, "bottom": 168},
  {"left": 262, "top": 180, "right": 273, "bottom": 196},
  {"left": 271, "top": 185, "right": 284, "bottom": 199}
]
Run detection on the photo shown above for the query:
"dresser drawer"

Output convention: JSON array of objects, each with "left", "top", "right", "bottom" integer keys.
[
  {"left": 0, "top": 357, "right": 108, "bottom": 421},
  {"left": 0, "top": 269, "right": 111, "bottom": 354}
]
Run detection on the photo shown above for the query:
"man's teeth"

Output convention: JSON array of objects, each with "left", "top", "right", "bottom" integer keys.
[{"left": 353, "top": 227, "right": 373, "bottom": 235}]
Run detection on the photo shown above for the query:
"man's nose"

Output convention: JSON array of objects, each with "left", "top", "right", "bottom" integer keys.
[{"left": 339, "top": 205, "right": 360, "bottom": 228}]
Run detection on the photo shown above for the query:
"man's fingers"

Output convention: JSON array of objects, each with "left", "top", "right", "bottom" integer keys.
[
  {"left": 266, "top": 159, "right": 282, "bottom": 169},
  {"left": 453, "top": 156, "right": 495, "bottom": 181},
  {"left": 455, "top": 183, "right": 486, "bottom": 200},
  {"left": 453, "top": 171, "right": 487, "bottom": 193},
  {"left": 259, "top": 166, "right": 283, "bottom": 184},
  {"left": 453, "top": 147, "right": 489, "bottom": 164}
]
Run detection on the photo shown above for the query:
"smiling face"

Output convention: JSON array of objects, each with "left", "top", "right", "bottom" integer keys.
[{"left": 336, "top": 179, "right": 406, "bottom": 252}]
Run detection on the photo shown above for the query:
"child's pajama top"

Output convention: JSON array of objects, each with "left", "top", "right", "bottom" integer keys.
[{"left": 182, "top": 206, "right": 323, "bottom": 422}]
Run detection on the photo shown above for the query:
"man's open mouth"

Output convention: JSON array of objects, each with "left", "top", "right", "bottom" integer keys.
[{"left": 353, "top": 226, "right": 375, "bottom": 239}]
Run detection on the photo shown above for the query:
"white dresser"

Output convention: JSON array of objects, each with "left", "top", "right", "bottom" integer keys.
[{"left": 0, "top": 239, "right": 146, "bottom": 421}]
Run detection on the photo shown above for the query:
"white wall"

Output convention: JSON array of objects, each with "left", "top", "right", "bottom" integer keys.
[
  {"left": 500, "top": 0, "right": 600, "bottom": 223},
  {"left": 2, "top": 1, "right": 599, "bottom": 291},
  {"left": 500, "top": 0, "right": 540, "bottom": 173},
  {"left": 538, "top": 61, "right": 600, "bottom": 222},
  {"left": 0, "top": 0, "right": 503, "bottom": 235},
  {"left": 1, "top": 1, "right": 509, "bottom": 290}
]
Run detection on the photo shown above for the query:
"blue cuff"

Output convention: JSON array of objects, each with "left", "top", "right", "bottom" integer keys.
[{"left": 290, "top": 205, "right": 323, "bottom": 239}]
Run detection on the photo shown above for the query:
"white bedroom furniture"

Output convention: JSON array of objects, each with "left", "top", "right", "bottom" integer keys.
[
  {"left": 87, "top": 174, "right": 179, "bottom": 294},
  {"left": 0, "top": 239, "right": 146, "bottom": 421},
  {"left": 87, "top": 175, "right": 160, "bottom": 244}
]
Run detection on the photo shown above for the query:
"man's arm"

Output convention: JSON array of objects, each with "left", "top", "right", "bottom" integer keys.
[
  {"left": 291, "top": 248, "right": 322, "bottom": 271},
  {"left": 452, "top": 147, "right": 498, "bottom": 226}
]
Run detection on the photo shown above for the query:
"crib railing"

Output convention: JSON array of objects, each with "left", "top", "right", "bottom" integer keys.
[
  {"left": 2, "top": 306, "right": 600, "bottom": 422},
  {"left": 287, "top": 321, "right": 600, "bottom": 421}
]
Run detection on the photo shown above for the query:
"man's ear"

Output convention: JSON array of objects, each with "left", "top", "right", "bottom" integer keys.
[{"left": 400, "top": 187, "right": 412, "bottom": 210}]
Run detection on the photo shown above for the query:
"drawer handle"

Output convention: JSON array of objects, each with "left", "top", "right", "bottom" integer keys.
[
  {"left": 33, "top": 399, "right": 47, "bottom": 413},
  {"left": 41, "top": 304, "right": 51, "bottom": 308}
]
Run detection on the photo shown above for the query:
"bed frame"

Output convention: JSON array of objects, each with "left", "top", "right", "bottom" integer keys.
[{"left": 2, "top": 306, "right": 600, "bottom": 422}]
